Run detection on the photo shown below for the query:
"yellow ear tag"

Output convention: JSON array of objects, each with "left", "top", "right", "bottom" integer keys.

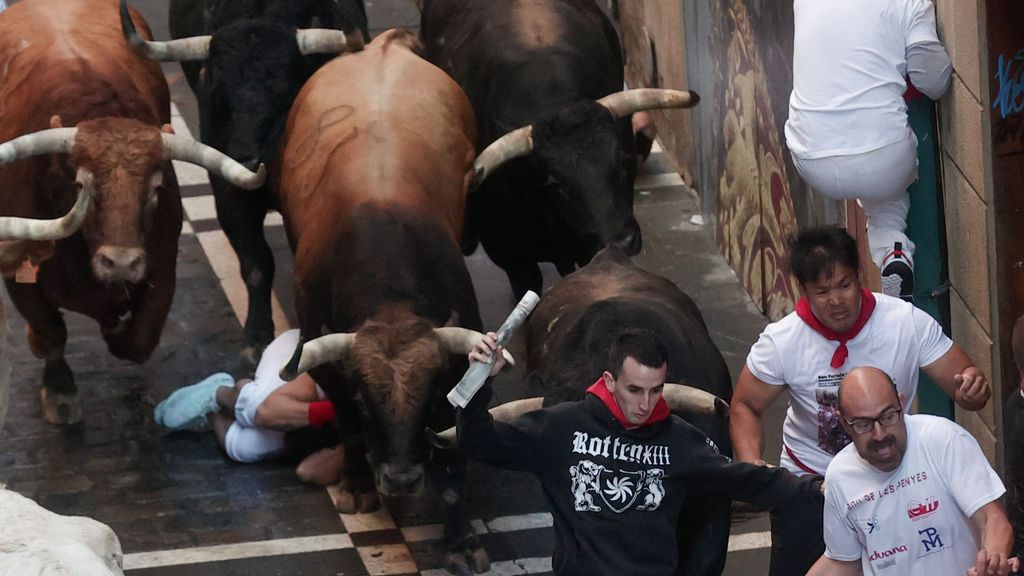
[{"left": 15, "top": 258, "right": 38, "bottom": 284}]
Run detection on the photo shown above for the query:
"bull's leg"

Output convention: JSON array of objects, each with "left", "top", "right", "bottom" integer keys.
[
  {"left": 4, "top": 281, "right": 80, "bottom": 425},
  {"left": 329, "top": 401, "right": 380, "bottom": 514},
  {"left": 499, "top": 259, "right": 543, "bottom": 301},
  {"left": 214, "top": 185, "right": 275, "bottom": 363},
  {"left": 432, "top": 453, "right": 489, "bottom": 575}
]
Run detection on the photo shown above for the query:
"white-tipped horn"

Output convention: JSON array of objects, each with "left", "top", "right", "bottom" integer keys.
[
  {"left": 596, "top": 88, "right": 701, "bottom": 119},
  {"left": 434, "top": 397, "right": 544, "bottom": 444},
  {"left": 161, "top": 134, "right": 267, "bottom": 190},
  {"left": 470, "top": 126, "right": 534, "bottom": 189},
  {"left": 434, "top": 327, "right": 515, "bottom": 365},
  {"left": 662, "top": 383, "right": 729, "bottom": 418},
  {"left": 120, "top": 0, "right": 210, "bottom": 62},
  {"left": 279, "top": 333, "right": 357, "bottom": 381},
  {"left": 295, "top": 28, "right": 364, "bottom": 55},
  {"left": 0, "top": 128, "right": 76, "bottom": 166},
  {"left": 0, "top": 172, "right": 92, "bottom": 240}
]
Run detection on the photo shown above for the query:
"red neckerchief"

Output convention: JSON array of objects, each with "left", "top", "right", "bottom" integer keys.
[
  {"left": 795, "top": 288, "right": 876, "bottom": 369},
  {"left": 586, "top": 379, "right": 670, "bottom": 429}
]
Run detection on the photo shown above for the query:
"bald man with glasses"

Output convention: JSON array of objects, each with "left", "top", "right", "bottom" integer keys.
[{"left": 809, "top": 366, "right": 1017, "bottom": 576}]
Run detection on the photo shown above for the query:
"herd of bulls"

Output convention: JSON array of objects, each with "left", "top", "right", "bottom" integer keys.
[{"left": 0, "top": 0, "right": 741, "bottom": 574}]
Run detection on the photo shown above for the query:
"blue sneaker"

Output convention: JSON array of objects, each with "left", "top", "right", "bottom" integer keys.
[{"left": 154, "top": 372, "right": 235, "bottom": 431}]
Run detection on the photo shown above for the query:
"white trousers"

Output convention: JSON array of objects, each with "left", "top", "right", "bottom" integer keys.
[
  {"left": 793, "top": 132, "right": 919, "bottom": 268},
  {"left": 223, "top": 329, "right": 301, "bottom": 463}
]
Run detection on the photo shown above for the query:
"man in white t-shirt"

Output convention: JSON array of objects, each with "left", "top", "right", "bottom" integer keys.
[
  {"left": 785, "top": 0, "right": 952, "bottom": 302},
  {"left": 730, "top": 227, "right": 991, "bottom": 576},
  {"left": 808, "top": 366, "right": 1015, "bottom": 576}
]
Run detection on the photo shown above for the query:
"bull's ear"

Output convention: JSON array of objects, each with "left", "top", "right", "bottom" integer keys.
[
  {"left": 161, "top": 123, "right": 175, "bottom": 135},
  {"left": 49, "top": 115, "right": 64, "bottom": 129}
]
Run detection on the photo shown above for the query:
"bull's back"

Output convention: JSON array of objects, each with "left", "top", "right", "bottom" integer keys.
[
  {"left": 0, "top": 0, "right": 168, "bottom": 139},
  {"left": 277, "top": 29, "right": 475, "bottom": 246}
]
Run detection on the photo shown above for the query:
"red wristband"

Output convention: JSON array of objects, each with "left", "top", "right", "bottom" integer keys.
[{"left": 308, "top": 400, "right": 336, "bottom": 428}]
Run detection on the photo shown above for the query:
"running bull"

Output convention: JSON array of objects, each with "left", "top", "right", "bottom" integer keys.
[
  {"left": 0, "top": 0, "right": 265, "bottom": 425},
  {"left": 275, "top": 30, "right": 503, "bottom": 574},
  {"left": 121, "top": 0, "right": 367, "bottom": 360},
  {"left": 419, "top": 0, "right": 699, "bottom": 298}
]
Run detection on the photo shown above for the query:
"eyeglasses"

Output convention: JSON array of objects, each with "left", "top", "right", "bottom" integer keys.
[{"left": 842, "top": 404, "right": 903, "bottom": 435}]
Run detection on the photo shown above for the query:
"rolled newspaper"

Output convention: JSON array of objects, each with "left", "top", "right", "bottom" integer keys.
[{"left": 447, "top": 290, "right": 540, "bottom": 408}]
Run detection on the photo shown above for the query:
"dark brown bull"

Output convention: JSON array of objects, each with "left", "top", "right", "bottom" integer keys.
[
  {"left": 0, "top": 0, "right": 264, "bottom": 425},
  {"left": 274, "top": 29, "right": 492, "bottom": 574}
]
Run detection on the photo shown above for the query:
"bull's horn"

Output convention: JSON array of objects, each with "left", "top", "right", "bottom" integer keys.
[
  {"left": 161, "top": 134, "right": 267, "bottom": 190},
  {"left": 0, "top": 172, "right": 92, "bottom": 240},
  {"left": 120, "top": 0, "right": 211, "bottom": 62},
  {"left": 470, "top": 126, "right": 534, "bottom": 190},
  {"left": 434, "top": 327, "right": 515, "bottom": 366},
  {"left": 295, "top": 28, "right": 364, "bottom": 55},
  {"left": 280, "top": 333, "right": 357, "bottom": 380},
  {"left": 596, "top": 89, "right": 701, "bottom": 119},
  {"left": 662, "top": 383, "right": 729, "bottom": 418},
  {"left": 0, "top": 128, "right": 76, "bottom": 166},
  {"left": 432, "top": 397, "right": 544, "bottom": 444}
]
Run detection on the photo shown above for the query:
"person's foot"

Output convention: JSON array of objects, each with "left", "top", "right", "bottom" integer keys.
[
  {"left": 880, "top": 242, "right": 914, "bottom": 303},
  {"left": 154, "top": 372, "right": 235, "bottom": 431}
]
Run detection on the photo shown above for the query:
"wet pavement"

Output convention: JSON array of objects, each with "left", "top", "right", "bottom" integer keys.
[{"left": 0, "top": 1, "right": 790, "bottom": 574}]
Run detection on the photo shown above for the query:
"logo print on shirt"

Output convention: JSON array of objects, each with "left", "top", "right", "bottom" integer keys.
[
  {"left": 907, "top": 498, "right": 939, "bottom": 521},
  {"left": 867, "top": 515, "right": 880, "bottom": 534},
  {"left": 919, "top": 527, "right": 944, "bottom": 553},
  {"left": 568, "top": 460, "right": 666, "bottom": 513}
]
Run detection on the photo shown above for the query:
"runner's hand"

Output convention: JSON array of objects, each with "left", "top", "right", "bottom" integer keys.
[
  {"left": 968, "top": 549, "right": 1014, "bottom": 576},
  {"left": 955, "top": 366, "right": 991, "bottom": 409},
  {"left": 469, "top": 331, "right": 506, "bottom": 377}
]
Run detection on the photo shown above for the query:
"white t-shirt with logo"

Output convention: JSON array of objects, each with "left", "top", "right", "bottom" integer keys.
[
  {"left": 746, "top": 293, "right": 951, "bottom": 475},
  {"left": 785, "top": 0, "right": 941, "bottom": 159},
  {"left": 822, "top": 415, "right": 1005, "bottom": 575}
]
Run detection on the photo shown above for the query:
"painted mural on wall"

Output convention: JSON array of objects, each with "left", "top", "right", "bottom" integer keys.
[{"left": 708, "top": 0, "right": 808, "bottom": 320}]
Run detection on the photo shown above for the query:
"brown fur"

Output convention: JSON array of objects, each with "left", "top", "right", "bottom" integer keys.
[{"left": 350, "top": 317, "right": 446, "bottom": 415}]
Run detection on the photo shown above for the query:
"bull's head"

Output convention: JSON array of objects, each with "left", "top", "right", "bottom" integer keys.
[
  {"left": 281, "top": 323, "right": 505, "bottom": 496},
  {"left": 0, "top": 117, "right": 265, "bottom": 283},
  {"left": 473, "top": 89, "right": 700, "bottom": 269},
  {"left": 120, "top": 0, "right": 363, "bottom": 181}
]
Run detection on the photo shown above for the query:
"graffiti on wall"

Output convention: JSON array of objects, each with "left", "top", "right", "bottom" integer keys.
[
  {"left": 993, "top": 48, "right": 1024, "bottom": 147},
  {"left": 710, "top": 0, "right": 801, "bottom": 319}
]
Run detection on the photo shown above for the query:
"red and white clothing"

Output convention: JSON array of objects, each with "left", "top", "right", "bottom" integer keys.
[
  {"left": 822, "top": 414, "right": 1005, "bottom": 575},
  {"left": 746, "top": 292, "right": 950, "bottom": 476}
]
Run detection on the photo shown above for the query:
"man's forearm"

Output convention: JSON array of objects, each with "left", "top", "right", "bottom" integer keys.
[{"left": 729, "top": 403, "right": 766, "bottom": 463}]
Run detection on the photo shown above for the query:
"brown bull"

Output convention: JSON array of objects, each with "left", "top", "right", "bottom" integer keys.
[
  {"left": 274, "top": 29, "right": 491, "bottom": 574},
  {"left": 0, "top": 0, "right": 264, "bottom": 425}
]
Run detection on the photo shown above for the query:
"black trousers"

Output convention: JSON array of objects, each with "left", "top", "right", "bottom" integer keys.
[
  {"left": 1004, "top": 390, "right": 1024, "bottom": 557},
  {"left": 768, "top": 484, "right": 825, "bottom": 576}
]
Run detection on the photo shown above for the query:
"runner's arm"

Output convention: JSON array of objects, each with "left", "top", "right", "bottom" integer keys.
[
  {"left": 922, "top": 344, "right": 990, "bottom": 411},
  {"left": 969, "top": 501, "right": 1016, "bottom": 576},
  {"left": 730, "top": 365, "right": 786, "bottom": 464}
]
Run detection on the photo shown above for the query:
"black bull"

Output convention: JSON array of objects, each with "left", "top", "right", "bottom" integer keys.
[
  {"left": 524, "top": 247, "right": 734, "bottom": 576},
  {"left": 419, "top": 0, "right": 699, "bottom": 299}
]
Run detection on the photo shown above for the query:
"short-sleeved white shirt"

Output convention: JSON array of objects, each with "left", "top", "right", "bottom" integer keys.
[
  {"left": 746, "top": 293, "right": 951, "bottom": 475},
  {"left": 822, "top": 415, "right": 1005, "bottom": 575},
  {"left": 785, "top": 0, "right": 941, "bottom": 158}
]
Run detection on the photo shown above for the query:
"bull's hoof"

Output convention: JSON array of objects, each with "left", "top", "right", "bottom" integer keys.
[
  {"left": 445, "top": 546, "right": 490, "bottom": 575},
  {"left": 40, "top": 388, "right": 81, "bottom": 425},
  {"left": 329, "top": 483, "right": 380, "bottom": 514}
]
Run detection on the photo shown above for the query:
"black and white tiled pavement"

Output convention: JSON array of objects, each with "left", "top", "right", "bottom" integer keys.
[{"left": 0, "top": 87, "right": 777, "bottom": 576}]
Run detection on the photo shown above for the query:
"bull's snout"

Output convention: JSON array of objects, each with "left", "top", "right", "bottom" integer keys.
[
  {"left": 377, "top": 463, "right": 425, "bottom": 496},
  {"left": 612, "top": 221, "right": 642, "bottom": 255},
  {"left": 93, "top": 246, "right": 146, "bottom": 283}
]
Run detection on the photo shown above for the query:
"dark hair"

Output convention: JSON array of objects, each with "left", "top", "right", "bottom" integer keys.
[
  {"left": 607, "top": 329, "right": 668, "bottom": 377},
  {"left": 788, "top": 227, "right": 860, "bottom": 285}
]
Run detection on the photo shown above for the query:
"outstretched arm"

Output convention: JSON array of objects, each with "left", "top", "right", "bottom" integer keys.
[{"left": 967, "top": 501, "right": 1018, "bottom": 576}]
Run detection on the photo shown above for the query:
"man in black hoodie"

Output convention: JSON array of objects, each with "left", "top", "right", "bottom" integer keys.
[{"left": 459, "top": 329, "right": 824, "bottom": 576}]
